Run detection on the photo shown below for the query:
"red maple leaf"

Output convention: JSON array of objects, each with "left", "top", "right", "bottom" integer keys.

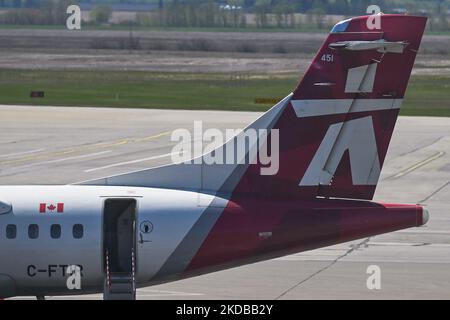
[{"left": 47, "top": 204, "right": 56, "bottom": 211}]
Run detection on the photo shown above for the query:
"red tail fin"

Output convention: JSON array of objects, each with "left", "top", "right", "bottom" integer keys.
[{"left": 233, "top": 15, "right": 427, "bottom": 200}]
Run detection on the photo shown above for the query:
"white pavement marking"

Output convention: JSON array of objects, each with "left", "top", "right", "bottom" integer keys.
[
  {"left": 138, "top": 289, "right": 204, "bottom": 296},
  {"left": 29, "top": 289, "right": 204, "bottom": 300},
  {"left": 367, "top": 242, "right": 430, "bottom": 246},
  {"left": 39, "top": 150, "right": 113, "bottom": 165},
  {"left": 0, "top": 148, "right": 46, "bottom": 159},
  {"left": 1, "top": 150, "right": 112, "bottom": 173},
  {"left": 397, "top": 229, "right": 450, "bottom": 235},
  {"left": 84, "top": 152, "right": 177, "bottom": 173}
]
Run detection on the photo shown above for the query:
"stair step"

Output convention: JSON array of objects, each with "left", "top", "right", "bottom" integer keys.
[
  {"left": 106, "top": 293, "right": 135, "bottom": 300},
  {"left": 109, "top": 283, "right": 134, "bottom": 294},
  {"left": 110, "top": 276, "right": 133, "bottom": 283}
]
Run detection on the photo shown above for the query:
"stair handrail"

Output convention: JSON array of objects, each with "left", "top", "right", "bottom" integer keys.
[
  {"left": 131, "top": 247, "right": 136, "bottom": 298},
  {"left": 105, "top": 250, "right": 111, "bottom": 289}
]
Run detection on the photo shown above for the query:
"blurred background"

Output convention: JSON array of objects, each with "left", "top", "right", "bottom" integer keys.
[{"left": 0, "top": 0, "right": 448, "bottom": 116}]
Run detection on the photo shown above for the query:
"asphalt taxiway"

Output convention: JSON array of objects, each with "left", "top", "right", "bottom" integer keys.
[{"left": 2, "top": 105, "right": 449, "bottom": 300}]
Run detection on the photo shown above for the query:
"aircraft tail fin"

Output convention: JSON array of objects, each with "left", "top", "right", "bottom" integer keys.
[{"left": 230, "top": 14, "right": 427, "bottom": 200}]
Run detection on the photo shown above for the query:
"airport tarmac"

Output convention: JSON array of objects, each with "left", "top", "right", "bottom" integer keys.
[{"left": 2, "top": 105, "right": 449, "bottom": 300}]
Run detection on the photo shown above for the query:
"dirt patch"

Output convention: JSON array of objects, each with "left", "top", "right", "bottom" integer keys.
[
  {"left": 0, "top": 29, "right": 326, "bottom": 53},
  {"left": 0, "top": 49, "right": 312, "bottom": 73},
  {"left": 0, "top": 29, "right": 448, "bottom": 75}
]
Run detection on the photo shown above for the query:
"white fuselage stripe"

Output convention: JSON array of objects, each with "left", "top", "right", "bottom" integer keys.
[{"left": 291, "top": 99, "right": 403, "bottom": 118}]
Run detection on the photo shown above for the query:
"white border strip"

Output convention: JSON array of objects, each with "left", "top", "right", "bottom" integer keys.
[{"left": 292, "top": 99, "right": 403, "bottom": 118}]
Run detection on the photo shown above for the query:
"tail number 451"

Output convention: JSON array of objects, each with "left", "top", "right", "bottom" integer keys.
[{"left": 321, "top": 54, "right": 335, "bottom": 63}]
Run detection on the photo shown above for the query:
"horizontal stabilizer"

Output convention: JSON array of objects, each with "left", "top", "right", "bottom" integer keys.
[{"left": 329, "top": 39, "right": 409, "bottom": 53}]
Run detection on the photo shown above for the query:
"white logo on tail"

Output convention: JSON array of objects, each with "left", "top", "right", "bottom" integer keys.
[
  {"left": 300, "top": 116, "right": 381, "bottom": 187},
  {"left": 345, "top": 64, "right": 378, "bottom": 94}
]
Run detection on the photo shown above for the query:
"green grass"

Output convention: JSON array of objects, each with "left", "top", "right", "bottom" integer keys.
[
  {"left": 0, "top": 69, "right": 448, "bottom": 116},
  {"left": 0, "top": 70, "right": 298, "bottom": 112},
  {"left": 400, "top": 75, "right": 450, "bottom": 117}
]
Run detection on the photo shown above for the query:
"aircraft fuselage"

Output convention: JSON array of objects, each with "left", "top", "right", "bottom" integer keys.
[{"left": 0, "top": 185, "right": 425, "bottom": 298}]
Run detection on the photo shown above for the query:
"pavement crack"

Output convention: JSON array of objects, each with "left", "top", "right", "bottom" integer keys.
[
  {"left": 274, "top": 237, "right": 370, "bottom": 300},
  {"left": 414, "top": 243, "right": 431, "bottom": 247},
  {"left": 383, "top": 151, "right": 446, "bottom": 181},
  {"left": 419, "top": 180, "right": 450, "bottom": 204},
  {"left": 397, "top": 136, "right": 444, "bottom": 158}
]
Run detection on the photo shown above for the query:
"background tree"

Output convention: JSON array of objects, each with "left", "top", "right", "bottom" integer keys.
[
  {"left": 90, "top": 5, "right": 112, "bottom": 24},
  {"left": 306, "top": 7, "right": 326, "bottom": 29},
  {"left": 253, "top": 0, "right": 270, "bottom": 28}
]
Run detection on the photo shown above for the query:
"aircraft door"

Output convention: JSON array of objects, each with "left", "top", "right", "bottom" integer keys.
[{"left": 103, "top": 199, "right": 137, "bottom": 274}]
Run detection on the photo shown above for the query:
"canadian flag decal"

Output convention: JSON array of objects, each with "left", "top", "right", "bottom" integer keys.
[{"left": 39, "top": 203, "right": 64, "bottom": 213}]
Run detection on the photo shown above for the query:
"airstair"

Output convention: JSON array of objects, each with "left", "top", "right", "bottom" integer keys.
[{"left": 103, "top": 249, "right": 136, "bottom": 300}]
